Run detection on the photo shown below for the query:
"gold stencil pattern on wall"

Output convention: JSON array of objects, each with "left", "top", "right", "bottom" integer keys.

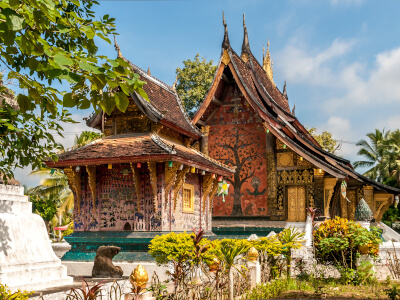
[
  {"left": 266, "top": 150, "right": 277, "bottom": 199},
  {"left": 278, "top": 169, "right": 314, "bottom": 185},
  {"left": 86, "top": 165, "right": 97, "bottom": 213},
  {"left": 276, "top": 185, "right": 284, "bottom": 216},
  {"left": 277, "top": 152, "right": 294, "bottom": 167},
  {"left": 276, "top": 139, "right": 286, "bottom": 149},
  {"left": 148, "top": 162, "right": 158, "bottom": 212},
  {"left": 130, "top": 163, "right": 141, "bottom": 212}
]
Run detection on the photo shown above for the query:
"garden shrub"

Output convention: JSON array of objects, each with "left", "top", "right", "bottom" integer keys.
[
  {"left": 314, "top": 217, "right": 382, "bottom": 269},
  {"left": 148, "top": 231, "right": 212, "bottom": 266},
  {"left": 245, "top": 279, "right": 312, "bottom": 299},
  {"left": 62, "top": 223, "right": 74, "bottom": 237},
  {"left": 0, "top": 284, "right": 32, "bottom": 300},
  {"left": 253, "top": 235, "right": 284, "bottom": 279}
]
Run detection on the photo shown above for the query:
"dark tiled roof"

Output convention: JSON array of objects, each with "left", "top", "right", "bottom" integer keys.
[
  {"left": 49, "top": 133, "right": 233, "bottom": 175},
  {"left": 249, "top": 54, "right": 291, "bottom": 113},
  {"left": 130, "top": 64, "right": 201, "bottom": 137}
]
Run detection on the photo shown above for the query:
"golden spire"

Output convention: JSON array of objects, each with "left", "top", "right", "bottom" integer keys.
[{"left": 263, "top": 39, "right": 274, "bottom": 85}]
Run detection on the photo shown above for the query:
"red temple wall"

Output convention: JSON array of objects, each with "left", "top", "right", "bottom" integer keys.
[{"left": 208, "top": 96, "right": 268, "bottom": 217}]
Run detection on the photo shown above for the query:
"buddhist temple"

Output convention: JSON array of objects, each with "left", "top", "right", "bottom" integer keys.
[
  {"left": 46, "top": 40, "right": 234, "bottom": 260},
  {"left": 192, "top": 14, "right": 400, "bottom": 233}
]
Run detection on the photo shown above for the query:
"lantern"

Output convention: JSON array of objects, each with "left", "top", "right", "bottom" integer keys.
[
  {"left": 130, "top": 264, "right": 149, "bottom": 289},
  {"left": 137, "top": 163, "right": 141, "bottom": 168},
  {"left": 212, "top": 173, "right": 216, "bottom": 179},
  {"left": 299, "top": 156, "right": 303, "bottom": 161},
  {"left": 168, "top": 161, "right": 173, "bottom": 167},
  {"left": 247, "top": 247, "right": 259, "bottom": 262},
  {"left": 191, "top": 167, "right": 196, "bottom": 173},
  {"left": 283, "top": 144, "right": 287, "bottom": 149},
  {"left": 217, "top": 180, "right": 230, "bottom": 203},
  {"left": 108, "top": 164, "right": 112, "bottom": 170},
  {"left": 75, "top": 166, "right": 80, "bottom": 172},
  {"left": 218, "top": 175, "right": 223, "bottom": 181}
]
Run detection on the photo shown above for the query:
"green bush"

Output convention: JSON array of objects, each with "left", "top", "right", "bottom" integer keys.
[
  {"left": 245, "top": 279, "right": 311, "bottom": 299},
  {"left": 313, "top": 217, "right": 382, "bottom": 269},
  {"left": 0, "top": 283, "right": 32, "bottom": 299},
  {"left": 148, "top": 232, "right": 212, "bottom": 266},
  {"left": 62, "top": 223, "right": 74, "bottom": 237}
]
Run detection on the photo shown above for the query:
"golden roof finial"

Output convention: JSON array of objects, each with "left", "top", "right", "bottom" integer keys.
[
  {"left": 263, "top": 38, "right": 274, "bottom": 85},
  {"left": 263, "top": 45, "right": 265, "bottom": 60},
  {"left": 172, "top": 76, "right": 178, "bottom": 91}
]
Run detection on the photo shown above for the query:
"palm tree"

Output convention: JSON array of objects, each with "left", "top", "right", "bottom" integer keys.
[
  {"left": 74, "top": 130, "right": 102, "bottom": 146},
  {"left": 278, "top": 228, "right": 305, "bottom": 280},
  {"left": 353, "top": 129, "right": 392, "bottom": 183}
]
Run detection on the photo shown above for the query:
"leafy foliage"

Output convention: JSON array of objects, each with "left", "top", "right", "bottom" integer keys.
[
  {"left": 30, "top": 194, "right": 57, "bottom": 222},
  {"left": 0, "top": 283, "right": 32, "bottom": 300},
  {"left": 313, "top": 217, "right": 382, "bottom": 269},
  {"left": 148, "top": 231, "right": 211, "bottom": 266},
  {"left": 0, "top": 0, "right": 147, "bottom": 180},
  {"left": 176, "top": 53, "right": 216, "bottom": 117},
  {"left": 307, "top": 127, "right": 338, "bottom": 153},
  {"left": 74, "top": 130, "right": 103, "bottom": 147},
  {"left": 278, "top": 228, "right": 305, "bottom": 279}
]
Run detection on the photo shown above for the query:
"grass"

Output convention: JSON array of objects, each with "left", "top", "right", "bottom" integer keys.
[{"left": 244, "top": 279, "right": 397, "bottom": 299}]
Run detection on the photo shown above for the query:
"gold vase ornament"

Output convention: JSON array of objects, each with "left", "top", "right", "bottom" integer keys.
[
  {"left": 247, "top": 246, "right": 259, "bottom": 262},
  {"left": 207, "top": 257, "right": 220, "bottom": 272},
  {"left": 130, "top": 264, "right": 149, "bottom": 288}
]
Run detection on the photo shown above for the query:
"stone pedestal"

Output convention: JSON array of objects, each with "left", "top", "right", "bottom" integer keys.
[
  {"left": 248, "top": 261, "right": 261, "bottom": 289},
  {"left": 357, "top": 221, "right": 370, "bottom": 231},
  {"left": 0, "top": 184, "right": 72, "bottom": 292}
]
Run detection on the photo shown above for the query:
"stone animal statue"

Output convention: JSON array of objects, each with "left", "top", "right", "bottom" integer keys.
[{"left": 92, "top": 246, "right": 123, "bottom": 278}]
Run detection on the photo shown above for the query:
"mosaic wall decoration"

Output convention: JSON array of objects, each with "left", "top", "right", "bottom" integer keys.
[
  {"left": 209, "top": 119, "right": 268, "bottom": 217},
  {"left": 73, "top": 164, "right": 163, "bottom": 232}
]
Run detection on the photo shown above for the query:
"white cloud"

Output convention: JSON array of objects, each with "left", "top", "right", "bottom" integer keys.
[
  {"left": 277, "top": 37, "right": 400, "bottom": 165},
  {"left": 276, "top": 38, "right": 356, "bottom": 87}
]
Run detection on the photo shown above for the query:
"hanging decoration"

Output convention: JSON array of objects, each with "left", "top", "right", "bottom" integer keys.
[
  {"left": 217, "top": 180, "right": 230, "bottom": 203},
  {"left": 341, "top": 180, "right": 351, "bottom": 202}
]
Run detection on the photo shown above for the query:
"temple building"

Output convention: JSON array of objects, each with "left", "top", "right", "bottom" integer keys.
[
  {"left": 46, "top": 41, "right": 234, "bottom": 260},
  {"left": 192, "top": 14, "right": 400, "bottom": 232}
]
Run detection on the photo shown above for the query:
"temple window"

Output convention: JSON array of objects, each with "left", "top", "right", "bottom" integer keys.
[{"left": 182, "top": 183, "right": 194, "bottom": 213}]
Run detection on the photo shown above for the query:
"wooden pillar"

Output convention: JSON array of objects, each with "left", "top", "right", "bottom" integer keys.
[
  {"left": 200, "top": 126, "right": 210, "bottom": 156},
  {"left": 323, "top": 176, "right": 337, "bottom": 218}
]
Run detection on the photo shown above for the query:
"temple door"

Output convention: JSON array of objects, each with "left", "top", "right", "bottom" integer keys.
[{"left": 287, "top": 186, "right": 306, "bottom": 222}]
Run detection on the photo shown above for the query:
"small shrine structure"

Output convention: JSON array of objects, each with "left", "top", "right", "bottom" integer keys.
[
  {"left": 46, "top": 41, "right": 234, "bottom": 261},
  {"left": 192, "top": 14, "right": 400, "bottom": 232}
]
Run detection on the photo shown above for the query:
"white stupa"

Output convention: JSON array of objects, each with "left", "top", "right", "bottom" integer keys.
[{"left": 0, "top": 178, "right": 72, "bottom": 292}]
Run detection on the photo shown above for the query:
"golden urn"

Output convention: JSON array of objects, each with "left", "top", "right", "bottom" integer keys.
[
  {"left": 207, "top": 257, "right": 220, "bottom": 272},
  {"left": 247, "top": 247, "right": 259, "bottom": 262},
  {"left": 130, "top": 264, "right": 149, "bottom": 288}
]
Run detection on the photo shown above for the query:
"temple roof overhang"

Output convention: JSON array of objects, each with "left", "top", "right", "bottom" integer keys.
[
  {"left": 192, "top": 39, "right": 400, "bottom": 196},
  {"left": 46, "top": 133, "right": 234, "bottom": 177},
  {"left": 85, "top": 62, "right": 202, "bottom": 140}
]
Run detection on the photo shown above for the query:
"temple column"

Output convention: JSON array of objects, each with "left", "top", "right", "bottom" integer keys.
[
  {"left": 200, "top": 126, "right": 210, "bottom": 155},
  {"left": 323, "top": 176, "right": 337, "bottom": 218},
  {"left": 363, "top": 185, "right": 375, "bottom": 216},
  {"left": 374, "top": 193, "right": 393, "bottom": 222}
]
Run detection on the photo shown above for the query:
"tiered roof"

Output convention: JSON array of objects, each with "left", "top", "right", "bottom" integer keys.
[
  {"left": 193, "top": 14, "right": 400, "bottom": 195},
  {"left": 48, "top": 41, "right": 234, "bottom": 176}
]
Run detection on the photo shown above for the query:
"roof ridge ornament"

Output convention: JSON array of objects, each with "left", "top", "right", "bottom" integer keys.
[
  {"left": 292, "top": 103, "right": 295, "bottom": 116},
  {"left": 172, "top": 76, "right": 178, "bottom": 91},
  {"left": 283, "top": 81, "right": 288, "bottom": 101},
  {"left": 147, "top": 67, "right": 151, "bottom": 76},
  {"left": 263, "top": 39, "right": 274, "bottom": 85},
  {"left": 241, "top": 13, "right": 251, "bottom": 62},
  {"left": 222, "top": 11, "right": 230, "bottom": 53},
  {"left": 114, "top": 35, "right": 123, "bottom": 59}
]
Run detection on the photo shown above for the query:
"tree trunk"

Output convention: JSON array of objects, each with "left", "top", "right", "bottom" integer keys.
[
  {"left": 228, "top": 267, "right": 234, "bottom": 300},
  {"left": 286, "top": 252, "right": 292, "bottom": 280},
  {"left": 231, "top": 186, "right": 243, "bottom": 216}
]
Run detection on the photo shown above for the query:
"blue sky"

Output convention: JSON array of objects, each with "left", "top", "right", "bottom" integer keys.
[{"left": 15, "top": 0, "right": 400, "bottom": 186}]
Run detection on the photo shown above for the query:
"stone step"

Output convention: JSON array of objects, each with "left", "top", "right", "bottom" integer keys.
[
  {"left": 0, "top": 184, "right": 24, "bottom": 196},
  {"left": 3, "top": 264, "right": 73, "bottom": 292},
  {"left": 0, "top": 193, "right": 28, "bottom": 202},
  {"left": 0, "top": 199, "right": 32, "bottom": 214}
]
